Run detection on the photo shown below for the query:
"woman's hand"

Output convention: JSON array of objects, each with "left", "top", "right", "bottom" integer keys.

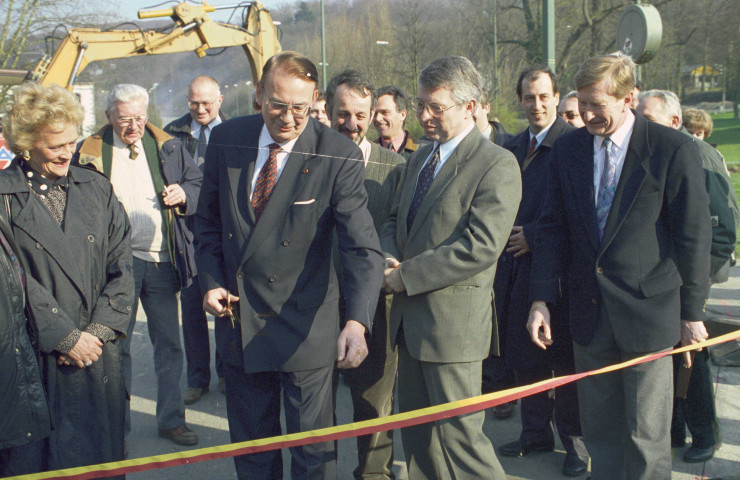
[{"left": 66, "top": 331, "right": 103, "bottom": 368}]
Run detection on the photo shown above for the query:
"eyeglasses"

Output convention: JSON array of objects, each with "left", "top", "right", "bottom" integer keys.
[
  {"left": 187, "top": 99, "right": 218, "bottom": 109},
  {"left": 412, "top": 98, "right": 460, "bottom": 116},
  {"left": 265, "top": 99, "right": 310, "bottom": 118},
  {"left": 115, "top": 115, "right": 148, "bottom": 127}
]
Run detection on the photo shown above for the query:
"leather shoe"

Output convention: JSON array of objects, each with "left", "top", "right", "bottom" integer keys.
[
  {"left": 159, "top": 425, "right": 198, "bottom": 446},
  {"left": 563, "top": 452, "right": 588, "bottom": 476},
  {"left": 183, "top": 386, "right": 208, "bottom": 405},
  {"left": 492, "top": 402, "right": 515, "bottom": 419},
  {"left": 498, "top": 439, "right": 554, "bottom": 457},
  {"left": 683, "top": 445, "right": 715, "bottom": 463}
]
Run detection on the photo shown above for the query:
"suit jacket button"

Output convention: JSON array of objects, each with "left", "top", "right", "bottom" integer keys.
[
  {"left": 596, "top": 267, "right": 603, "bottom": 274},
  {"left": 268, "top": 275, "right": 277, "bottom": 283},
  {"left": 591, "top": 298, "right": 597, "bottom": 304},
  {"left": 88, "top": 235, "right": 95, "bottom": 242},
  {"left": 237, "top": 272, "right": 244, "bottom": 279},
  {"left": 227, "top": 233, "right": 233, "bottom": 239},
  {"left": 282, "top": 240, "right": 290, "bottom": 246}
]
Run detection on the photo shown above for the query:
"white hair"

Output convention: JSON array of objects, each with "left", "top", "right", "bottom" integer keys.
[{"left": 107, "top": 84, "right": 149, "bottom": 110}]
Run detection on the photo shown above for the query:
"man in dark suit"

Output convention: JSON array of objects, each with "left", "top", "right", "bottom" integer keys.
[
  {"left": 380, "top": 56, "right": 521, "bottom": 480},
  {"left": 527, "top": 54, "right": 711, "bottom": 480},
  {"left": 195, "top": 51, "right": 385, "bottom": 479},
  {"left": 495, "top": 66, "right": 586, "bottom": 477}
]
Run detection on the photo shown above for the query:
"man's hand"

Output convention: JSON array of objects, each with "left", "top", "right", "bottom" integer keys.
[
  {"left": 203, "top": 288, "right": 240, "bottom": 317},
  {"left": 505, "top": 226, "right": 530, "bottom": 257},
  {"left": 337, "top": 320, "right": 368, "bottom": 369},
  {"left": 383, "top": 258, "right": 405, "bottom": 293},
  {"left": 162, "top": 184, "right": 187, "bottom": 207},
  {"left": 681, "top": 320, "right": 708, "bottom": 368},
  {"left": 527, "top": 301, "right": 552, "bottom": 350},
  {"left": 66, "top": 331, "right": 104, "bottom": 368}
]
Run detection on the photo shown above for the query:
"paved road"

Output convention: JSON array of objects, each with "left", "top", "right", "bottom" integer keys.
[{"left": 125, "top": 267, "right": 740, "bottom": 479}]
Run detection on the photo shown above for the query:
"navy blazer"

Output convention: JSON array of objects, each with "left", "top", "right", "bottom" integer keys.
[
  {"left": 531, "top": 112, "right": 711, "bottom": 353},
  {"left": 494, "top": 116, "right": 573, "bottom": 369},
  {"left": 195, "top": 115, "right": 384, "bottom": 373}
]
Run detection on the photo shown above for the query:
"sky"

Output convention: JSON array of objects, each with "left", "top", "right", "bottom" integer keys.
[{"left": 117, "top": 0, "right": 282, "bottom": 24}]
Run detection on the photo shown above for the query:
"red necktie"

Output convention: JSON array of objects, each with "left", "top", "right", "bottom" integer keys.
[
  {"left": 527, "top": 136, "right": 537, "bottom": 155},
  {"left": 252, "top": 143, "right": 280, "bottom": 220}
]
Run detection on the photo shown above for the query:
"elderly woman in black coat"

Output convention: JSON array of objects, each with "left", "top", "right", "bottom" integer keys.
[{"left": 1, "top": 83, "right": 133, "bottom": 472}]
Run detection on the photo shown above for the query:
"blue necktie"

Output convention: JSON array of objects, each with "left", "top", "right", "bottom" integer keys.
[
  {"left": 407, "top": 146, "right": 441, "bottom": 232},
  {"left": 596, "top": 138, "right": 615, "bottom": 239}
]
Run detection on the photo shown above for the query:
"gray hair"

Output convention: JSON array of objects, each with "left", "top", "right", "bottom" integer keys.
[
  {"left": 107, "top": 84, "right": 149, "bottom": 110},
  {"left": 418, "top": 56, "right": 482, "bottom": 105},
  {"left": 563, "top": 90, "right": 578, "bottom": 101},
  {"left": 639, "top": 89, "right": 682, "bottom": 123}
]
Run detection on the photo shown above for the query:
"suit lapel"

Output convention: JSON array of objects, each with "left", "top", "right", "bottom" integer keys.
[
  {"left": 599, "top": 114, "right": 650, "bottom": 250},
  {"left": 407, "top": 130, "right": 480, "bottom": 243},
  {"left": 567, "top": 129, "right": 601, "bottom": 251},
  {"left": 239, "top": 126, "right": 316, "bottom": 267}
]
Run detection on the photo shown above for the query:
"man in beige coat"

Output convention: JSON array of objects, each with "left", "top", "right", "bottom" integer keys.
[{"left": 380, "top": 56, "right": 521, "bottom": 480}]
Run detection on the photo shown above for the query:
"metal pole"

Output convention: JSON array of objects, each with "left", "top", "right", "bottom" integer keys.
[
  {"left": 321, "top": 0, "right": 327, "bottom": 90},
  {"left": 543, "top": 0, "right": 555, "bottom": 72}
]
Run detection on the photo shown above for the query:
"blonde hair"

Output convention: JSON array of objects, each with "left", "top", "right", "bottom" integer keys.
[
  {"left": 2, "top": 83, "right": 83, "bottom": 154},
  {"left": 682, "top": 108, "right": 713, "bottom": 138},
  {"left": 575, "top": 53, "right": 636, "bottom": 99}
]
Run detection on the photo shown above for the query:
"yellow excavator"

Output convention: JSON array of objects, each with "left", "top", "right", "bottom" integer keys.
[{"left": 27, "top": 1, "right": 281, "bottom": 89}]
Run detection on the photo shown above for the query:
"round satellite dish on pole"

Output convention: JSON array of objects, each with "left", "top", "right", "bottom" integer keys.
[{"left": 616, "top": 4, "right": 662, "bottom": 64}]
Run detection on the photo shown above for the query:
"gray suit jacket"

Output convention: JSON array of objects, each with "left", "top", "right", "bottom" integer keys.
[{"left": 379, "top": 126, "right": 521, "bottom": 363}]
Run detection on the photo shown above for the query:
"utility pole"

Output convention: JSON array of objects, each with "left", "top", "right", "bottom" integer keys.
[
  {"left": 543, "top": 0, "right": 555, "bottom": 72},
  {"left": 492, "top": 0, "right": 499, "bottom": 98},
  {"left": 321, "top": 0, "right": 327, "bottom": 90}
]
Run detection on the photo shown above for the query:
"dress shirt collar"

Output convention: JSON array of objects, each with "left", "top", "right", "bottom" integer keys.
[
  {"left": 529, "top": 117, "right": 556, "bottom": 148},
  {"left": 191, "top": 115, "right": 223, "bottom": 139},
  {"left": 593, "top": 109, "right": 635, "bottom": 154},
  {"left": 358, "top": 137, "right": 372, "bottom": 166},
  {"left": 258, "top": 124, "right": 299, "bottom": 154}
]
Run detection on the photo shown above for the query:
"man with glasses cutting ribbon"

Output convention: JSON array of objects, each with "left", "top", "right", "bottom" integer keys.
[{"left": 195, "top": 51, "right": 384, "bottom": 479}]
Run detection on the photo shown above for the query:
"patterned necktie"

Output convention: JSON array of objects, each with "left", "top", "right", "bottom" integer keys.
[
  {"left": 197, "top": 126, "right": 208, "bottom": 166},
  {"left": 596, "top": 137, "right": 616, "bottom": 239},
  {"left": 128, "top": 143, "right": 139, "bottom": 160},
  {"left": 252, "top": 143, "right": 280, "bottom": 220},
  {"left": 407, "top": 145, "right": 441, "bottom": 232},
  {"left": 527, "top": 136, "right": 537, "bottom": 155}
]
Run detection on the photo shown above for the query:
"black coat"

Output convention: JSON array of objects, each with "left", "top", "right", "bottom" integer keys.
[
  {"left": 494, "top": 117, "right": 574, "bottom": 370},
  {"left": 531, "top": 113, "right": 711, "bottom": 352},
  {"left": 0, "top": 204, "right": 50, "bottom": 451},
  {"left": 0, "top": 160, "right": 133, "bottom": 471}
]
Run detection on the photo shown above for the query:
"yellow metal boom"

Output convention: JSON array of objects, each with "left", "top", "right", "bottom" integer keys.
[{"left": 31, "top": 1, "right": 280, "bottom": 89}]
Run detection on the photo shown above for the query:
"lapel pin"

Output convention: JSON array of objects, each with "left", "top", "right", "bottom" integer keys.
[{"left": 303, "top": 169, "right": 309, "bottom": 174}]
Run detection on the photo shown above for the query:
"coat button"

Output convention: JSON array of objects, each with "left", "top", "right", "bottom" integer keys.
[
  {"left": 102, "top": 376, "right": 108, "bottom": 384},
  {"left": 15, "top": 348, "right": 19, "bottom": 354},
  {"left": 268, "top": 275, "right": 277, "bottom": 283},
  {"left": 88, "top": 235, "right": 94, "bottom": 242},
  {"left": 227, "top": 233, "right": 233, "bottom": 239},
  {"left": 51, "top": 307, "right": 58, "bottom": 313},
  {"left": 26, "top": 432, "right": 32, "bottom": 438},
  {"left": 126, "top": 306, "right": 131, "bottom": 311},
  {"left": 596, "top": 267, "right": 603, "bottom": 274},
  {"left": 36, "top": 243, "right": 42, "bottom": 250},
  {"left": 281, "top": 240, "right": 290, "bottom": 246},
  {"left": 237, "top": 272, "right": 244, "bottom": 279}
]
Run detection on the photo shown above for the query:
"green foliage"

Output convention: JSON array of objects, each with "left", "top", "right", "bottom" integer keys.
[{"left": 294, "top": 2, "right": 316, "bottom": 23}]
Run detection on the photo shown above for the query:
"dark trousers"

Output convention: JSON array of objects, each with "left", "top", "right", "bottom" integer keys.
[
  {"left": 573, "top": 316, "right": 672, "bottom": 480},
  {"left": 122, "top": 258, "right": 186, "bottom": 432},
  {"left": 671, "top": 349, "right": 721, "bottom": 449},
  {"left": 180, "top": 275, "right": 224, "bottom": 388},
  {"left": 224, "top": 362, "right": 336, "bottom": 480},
  {"left": 0, "top": 440, "right": 44, "bottom": 476},
  {"left": 344, "top": 294, "right": 398, "bottom": 480},
  {"left": 515, "top": 365, "right": 584, "bottom": 454}
]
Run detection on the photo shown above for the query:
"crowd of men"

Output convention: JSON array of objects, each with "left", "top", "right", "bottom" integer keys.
[{"left": 44, "top": 49, "right": 733, "bottom": 480}]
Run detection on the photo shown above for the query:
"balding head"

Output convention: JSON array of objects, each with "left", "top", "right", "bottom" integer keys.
[{"left": 188, "top": 76, "right": 223, "bottom": 126}]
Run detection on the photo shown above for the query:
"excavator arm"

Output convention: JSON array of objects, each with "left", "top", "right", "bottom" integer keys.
[{"left": 30, "top": 1, "right": 280, "bottom": 89}]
